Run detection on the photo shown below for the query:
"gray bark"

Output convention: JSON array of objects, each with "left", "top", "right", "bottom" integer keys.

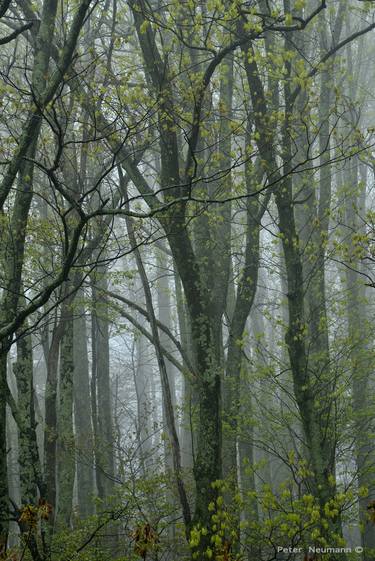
[
  {"left": 133, "top": 317, "right": 154, "bottom": 474},
  {"left": 56, "top": 299, "right": 75, "bottom": 527},
  {"left": 92, "top": 270, "right": 115, "bottom": 500},
  {"left": 14, "top": 329, "right": 42, "bottom": 506},
  {"left": 0, "top": 354, "right": 9, "bottom": 554},
  {"left": 73, "top": 295, "right": 95, "bottom": 518},
  {"left": 174, "top": 269, "right": 195, "bottom": 471},
  {"left": 156, "top": 247, "right": 178, "bottom": 468}
]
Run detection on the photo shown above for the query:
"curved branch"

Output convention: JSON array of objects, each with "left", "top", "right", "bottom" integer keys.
[
  {"left": 102, "top": 288, "right": 195, "bottom": 377},
  {"left": 0, "top": 21, "right": 33, "bottom": 44},
  {"left": 290, "top": 20, "right": 375, "bottom": 105},
  {"left": 110, "top": 302, "right": 186, "bottom": 376}
]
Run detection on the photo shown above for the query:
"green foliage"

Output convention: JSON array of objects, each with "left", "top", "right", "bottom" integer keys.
[
  {"left": 185, "top": 475, "right": 373, "bottom": 560},
  {"left": 13, "top": 469, "right": 192, "bottom": 561}
]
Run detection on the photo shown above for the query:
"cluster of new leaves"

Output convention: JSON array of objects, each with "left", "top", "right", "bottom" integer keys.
[
  {"left": 131, "top": 523, "right": 159, "bottom": 560},
  {"left": 18, "top": 499, "right": 52, "bottom": 530}
]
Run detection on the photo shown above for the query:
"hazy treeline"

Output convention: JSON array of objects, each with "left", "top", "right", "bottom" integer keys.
[{"left": 1, "top": 1, "right": 375, "bottom": 560}]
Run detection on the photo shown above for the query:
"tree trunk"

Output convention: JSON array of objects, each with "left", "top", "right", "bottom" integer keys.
[
  {"left": 156, "top": 247, "right": 178, "bottom": 468},
  {"left": 44, "top": 320, "right": 63, "bottom": 521},
  {"left": 92, "top": 270, "right": 115, "bottom": 500},
  {"left": 14, "top": 329, "right": 42, "bottom": 506},
  {"left": 73, "top": 295, "right": 95, "bottom": 519},
  {"left": 0, "top": 352, "right": 9, "bottom": 555},
  {"left": 133, "top": 319, "right": 154, "bottom": 475},
  {"left": 174, "top": 268, "right": 195, "bottom": 471},
  {"left": 56, "top": 300, "right": 75, "bottom": 527}
]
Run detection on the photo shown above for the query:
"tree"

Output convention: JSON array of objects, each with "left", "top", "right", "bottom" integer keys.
[{"left": 1, "top": 1, "right": 375, "bottom": 560}]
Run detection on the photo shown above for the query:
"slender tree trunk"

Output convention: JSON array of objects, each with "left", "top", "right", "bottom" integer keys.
[
  {"left": 238, "top": 347, "right": 259, "bottom": 561},
  {"left": 6, "top": 399, "right": 19, "bottom": 549},
  {"left": 56, "top": 300, "right": 75, "bottom": 527},
  {"left": 92, "top": 270, "right": 115, "bottom": 499},
  {"left": 133, "top": 319, "right": 153, "bottom": 475},
  {"left": 156, "top": 248, "right": 179, "bottom": 548},
  {"left": 174, "top": 269, "right": 195, "bottom": 471},
  {"left": 156, "top": 248, "right": 178, "bottom": 466},
  {"left": 44, "top": 321, "right": 63, "bottom": 521},
  {"left": 0, "top": 352, "right": 9, "bottom": 555},
  {"left": 73, "top": 296, "right": 95, "bottom": 519}
]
